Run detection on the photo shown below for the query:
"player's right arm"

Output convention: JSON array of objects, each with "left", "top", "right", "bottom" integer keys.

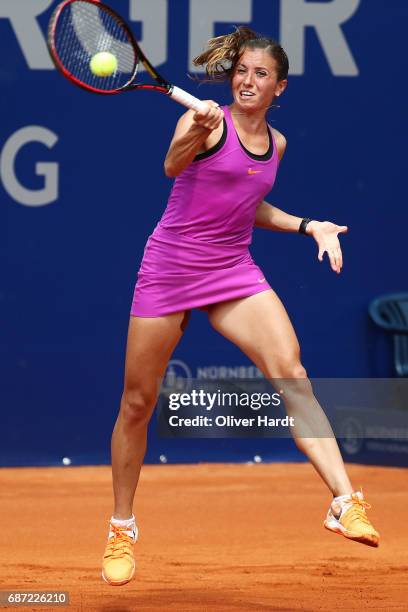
[{"left": 164, "top": 102, "right": 224, "bottom": 178}]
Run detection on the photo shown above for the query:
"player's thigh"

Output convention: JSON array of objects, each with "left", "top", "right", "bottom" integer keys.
[
  {"left": 207, "top": 290, "right": 304, "bottom": 377},
  {"left": 123, "top": 310, "right": 190, "bottom": 403}
]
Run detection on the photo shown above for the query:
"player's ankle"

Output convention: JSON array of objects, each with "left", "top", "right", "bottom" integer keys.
[{"left": 111, "top": 513, "right": 135, "bottom": 523}]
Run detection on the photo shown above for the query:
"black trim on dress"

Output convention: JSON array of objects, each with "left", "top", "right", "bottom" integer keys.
[
  {"left": 193, "top": 118, "right": 274, "bottom": 162},
  {"left": 237, "top": 126, "right": 273, "bottom": 161},
  {"left": 194, "top": 119, "right": 228, "bottom": 161}
]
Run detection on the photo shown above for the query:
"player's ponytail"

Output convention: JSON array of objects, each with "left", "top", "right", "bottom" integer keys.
[
  {"left": 193, "top": 27, "right": 256, "bottom": 80},
  {"left": 193, "top": 26, "right": 289, "bottom": 82}
]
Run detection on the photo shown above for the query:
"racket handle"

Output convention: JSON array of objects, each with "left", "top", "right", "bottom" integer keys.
[{"left": 169, "top": 86, "right": 207, "bottom": 113}]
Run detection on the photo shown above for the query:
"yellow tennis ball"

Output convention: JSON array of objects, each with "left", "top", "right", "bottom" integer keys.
[{"left": 89, "top": 52, "right": 118, "bottom": 77}]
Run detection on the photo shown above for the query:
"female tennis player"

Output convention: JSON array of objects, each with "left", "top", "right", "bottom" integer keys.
[{"left": 102, "top": 27, "right": 379, "bottom": 586}]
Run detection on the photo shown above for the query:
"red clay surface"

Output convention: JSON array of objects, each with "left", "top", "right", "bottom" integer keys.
[{"left": 0, "top": 463, "right": 407, "bottom": 611}]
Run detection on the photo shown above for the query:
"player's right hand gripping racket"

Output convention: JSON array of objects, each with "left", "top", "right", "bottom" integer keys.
[{"left": 48, "top": 0, "right": 206, "bottom": 112}]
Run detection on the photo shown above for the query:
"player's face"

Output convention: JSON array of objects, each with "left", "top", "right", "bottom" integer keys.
[{"left": 231, "top": 48, "right": 287, "bottom": 113}]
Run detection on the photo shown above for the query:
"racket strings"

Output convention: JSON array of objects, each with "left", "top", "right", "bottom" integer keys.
[{"left": 54, "top": 1, "right": 137, "bottom": 91}]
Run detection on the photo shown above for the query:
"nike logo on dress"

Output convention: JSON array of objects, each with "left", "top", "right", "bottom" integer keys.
[
  {"left": 258, "top": 277, "right": 266, "bottom": 283},
  {"left": 248, "top": 169, "right": 262, "bottom": 175}
]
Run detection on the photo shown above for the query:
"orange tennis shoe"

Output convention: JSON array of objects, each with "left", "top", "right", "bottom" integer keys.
[
  {"left": 324, "top": 490, "right": 379, "bottom": 547},
  {"left": 102, "top": 518, "right": 138, "bottom": 586}
]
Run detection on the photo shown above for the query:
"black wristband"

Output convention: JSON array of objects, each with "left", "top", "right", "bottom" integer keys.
[{"left": 299, "top": 218, "right": 312, "bottom": 235}]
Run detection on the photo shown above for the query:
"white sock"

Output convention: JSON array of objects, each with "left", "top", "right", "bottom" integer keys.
[
  {"left": 111, "top": 514, "right": 136, "bottom": 527},
  {"left": 109, "top": 515, "right": 138, "bottom": 542},
  {"left": 333, "top": 493, "right": 352, "bottom": 503},
  {"left": 333, "top": 490, "right": 362, "bottom": 504}
]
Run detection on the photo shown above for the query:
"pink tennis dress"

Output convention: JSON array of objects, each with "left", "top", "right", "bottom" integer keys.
[{"left": 130, "top": 105, "right": 279, "bottom": 317}]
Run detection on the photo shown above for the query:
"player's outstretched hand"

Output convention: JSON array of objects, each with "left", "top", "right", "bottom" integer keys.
[
  {"left": 194, "top": 101, "right": 224, "bottom": 131},
  {"left": 307, "top": 221, "right": 348, "bottom": 274}
]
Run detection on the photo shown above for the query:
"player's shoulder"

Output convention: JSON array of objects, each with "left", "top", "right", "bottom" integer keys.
[
  {"left": 271, "top": 127, "right": 286, "bottom": 146},
  {"left": 270, "top": 126, "right": 287, "bottom": 161}
]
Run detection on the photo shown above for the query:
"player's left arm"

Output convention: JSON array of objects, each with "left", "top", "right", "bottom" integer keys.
[{"left": 254, "top": 129, "right": 348, "bottom": 274}]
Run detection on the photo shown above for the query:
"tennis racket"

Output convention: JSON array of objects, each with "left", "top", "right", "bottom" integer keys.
[{"left": 48, "top": 0, "right": 206, "bottom": 112}]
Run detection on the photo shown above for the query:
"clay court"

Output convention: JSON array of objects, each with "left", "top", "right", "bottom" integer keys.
[{"left": 1, "top": 462, "right": 407, "bottom": 611}]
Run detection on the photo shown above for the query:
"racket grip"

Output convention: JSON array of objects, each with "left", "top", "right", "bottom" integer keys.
[{"left": 169, "top": 86, "right": 206, "bottom": 113}]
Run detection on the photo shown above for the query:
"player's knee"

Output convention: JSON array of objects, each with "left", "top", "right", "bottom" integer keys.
[
  {"left": 267, "top": 358, "right": 307, "bottom": 380},
  {"left": 274, "top": 361, "right": 313, "bottom": 399},
  {"left": 286, "top": 362, "right": 308, "bottom": 380},
  {"left": 121, "top": 389, "right": 156, "bottom": 425}
]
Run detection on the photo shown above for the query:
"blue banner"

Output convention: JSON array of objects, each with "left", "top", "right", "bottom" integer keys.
[{"left": 1, "top": 0, "right": 407, "bottom": 466}]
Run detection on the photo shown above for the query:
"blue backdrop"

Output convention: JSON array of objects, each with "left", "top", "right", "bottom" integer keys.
[{"left": 1, "top": 0, "right": 407, "bottom": 466}]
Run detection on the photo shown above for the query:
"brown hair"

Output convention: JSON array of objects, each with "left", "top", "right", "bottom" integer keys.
[{"left": 193, "top": 26, "right": 289, "bottom": 82}]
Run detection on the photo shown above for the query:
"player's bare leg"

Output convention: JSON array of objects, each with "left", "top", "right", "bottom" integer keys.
[
  {"left": 102, "top": 311, "right": 189, "bottom": 585},
  {"left": 207, "top": 291, "right": 379, "bottom": 546},
  {"left": 111, "top": 312, "right": 188, "bottom": 518}
]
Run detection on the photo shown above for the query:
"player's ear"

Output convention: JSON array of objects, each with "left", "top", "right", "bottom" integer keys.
[{"left": 275, "top": 79, "right": 288, "bottom": 97}]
